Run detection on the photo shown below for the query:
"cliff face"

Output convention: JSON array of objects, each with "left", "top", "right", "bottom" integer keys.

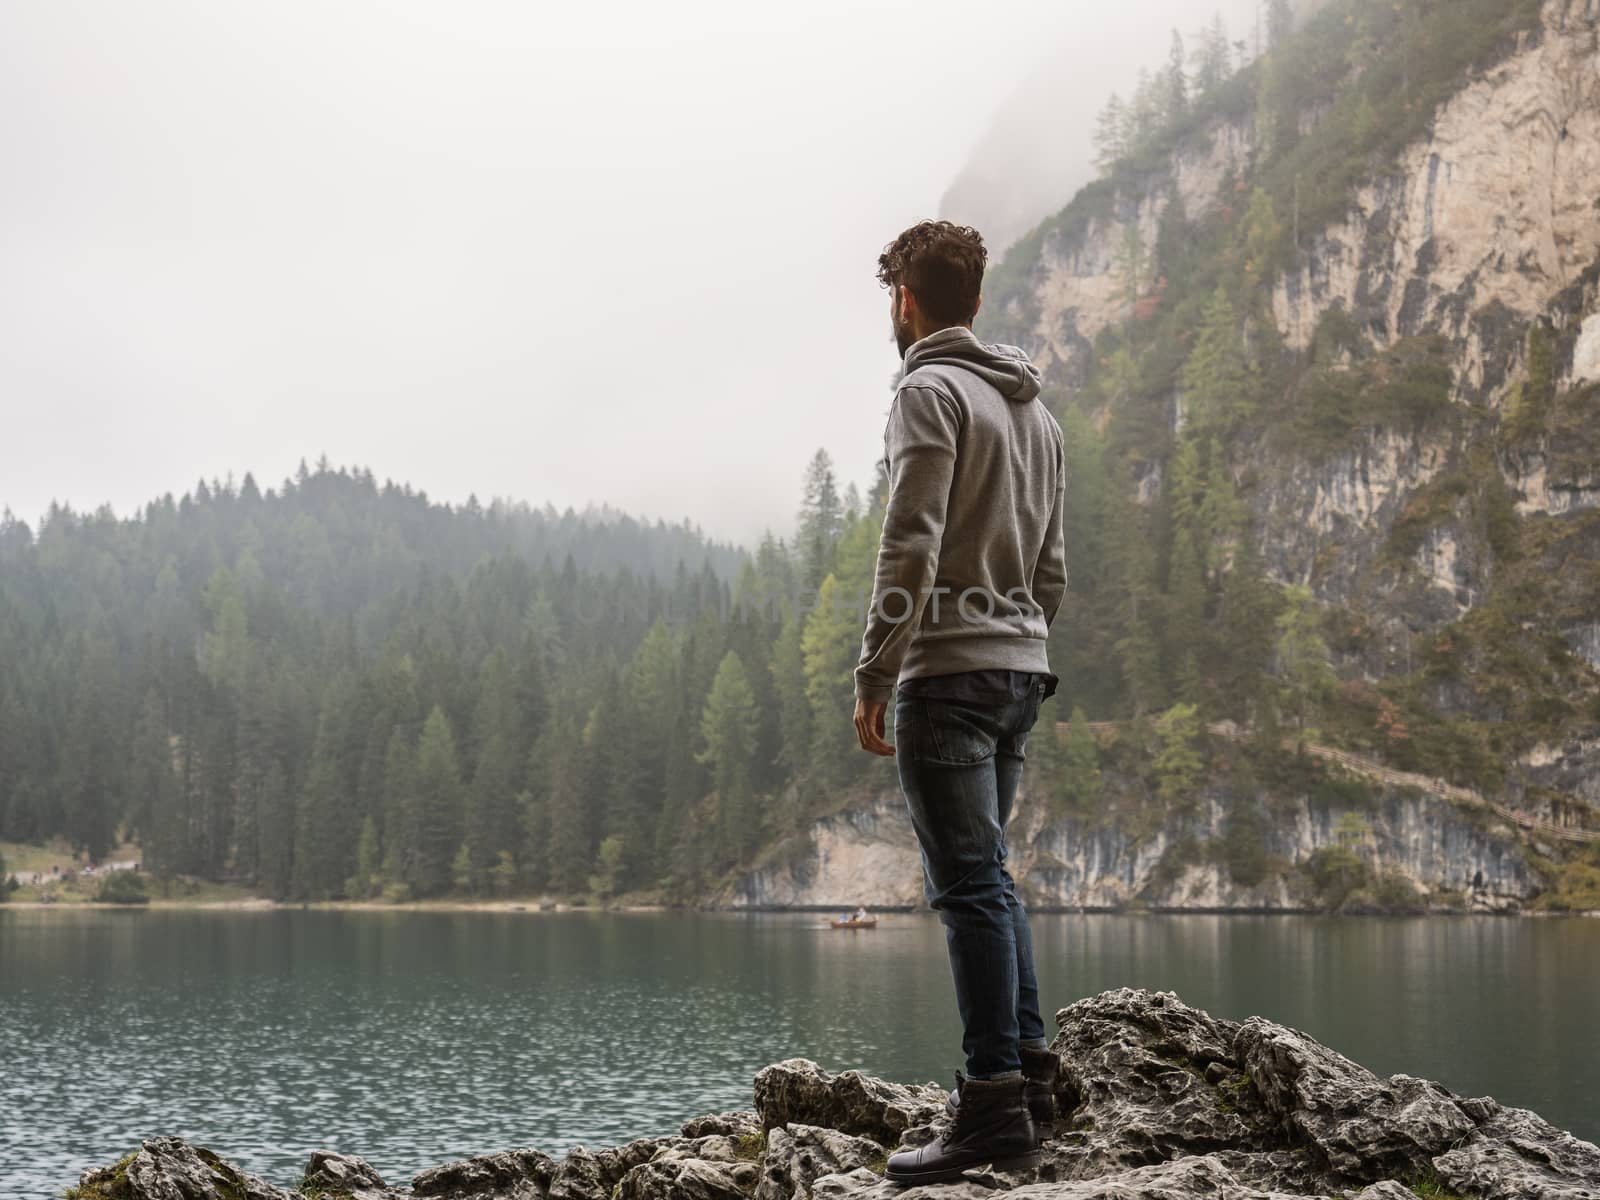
[
  {"left": 1000, "top": 1, "right": 1600, "bottom": 403},
  {"left": 719, "top": 769, "right": 1542, "bottom": 914},
  {"left": 715, "top": 793, "right": 924, "bottom": 910},
  {"left": 722, "top": 0, "right": 1600, "bottom": 915},
  {"left": 1271, "top": 2, "right": 1600, "bottom": 387}
]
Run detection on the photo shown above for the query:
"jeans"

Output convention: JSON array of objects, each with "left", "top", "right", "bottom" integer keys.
[{"left": 894, "top": 675, "right": 1048, "bottom": 1079}]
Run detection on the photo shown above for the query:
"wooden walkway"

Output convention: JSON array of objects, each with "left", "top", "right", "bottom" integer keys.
[{"left": 1061, "top": 720, "right": 1600, "bottom": 844}]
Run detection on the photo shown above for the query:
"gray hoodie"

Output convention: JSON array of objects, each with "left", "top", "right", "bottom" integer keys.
[{"left": 853, "top": 323, "right": 1066, "bottom": 705}]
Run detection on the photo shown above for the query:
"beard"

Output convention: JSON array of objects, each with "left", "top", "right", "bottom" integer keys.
[{"left": 891, "top": 298, "right": 915, "bottom": 358}]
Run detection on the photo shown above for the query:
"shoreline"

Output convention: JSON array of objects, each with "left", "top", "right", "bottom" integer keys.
[
  {"left": 57, "top": 987, "right": 1600, "bottom": 1200},
  {"left": 4, "top": 897, "right": 1596, "bottom": 916}
]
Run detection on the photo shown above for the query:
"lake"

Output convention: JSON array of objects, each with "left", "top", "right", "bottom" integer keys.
[{"left": 1, "top": 908, "right": 1596, "bottom": 1198}]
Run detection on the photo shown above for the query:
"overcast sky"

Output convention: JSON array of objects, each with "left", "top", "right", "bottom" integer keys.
[{"left": 1, "top": 0, "right": 1263, "bottom": 551}]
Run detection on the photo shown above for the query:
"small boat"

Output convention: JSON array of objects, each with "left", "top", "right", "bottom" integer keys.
[{"left": 830, "top": 916, "right": 877, "bottom": 929}]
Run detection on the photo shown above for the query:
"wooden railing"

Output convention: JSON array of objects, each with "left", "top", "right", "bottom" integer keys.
[{"left": 1058, "top": 719, "right": 1600, "bottom": 844}]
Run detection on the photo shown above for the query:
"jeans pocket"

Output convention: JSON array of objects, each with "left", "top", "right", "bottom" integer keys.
[{"left": 921, "top": 697, "right": 998, "bottom": 765}]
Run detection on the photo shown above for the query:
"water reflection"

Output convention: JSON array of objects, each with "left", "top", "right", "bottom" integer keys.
[{"left": 1, "top": 909, "right": 1594, "bottom": 1199}]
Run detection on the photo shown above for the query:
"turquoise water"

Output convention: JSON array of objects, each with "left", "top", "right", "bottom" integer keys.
[{"left": 1, "top": 909, "right": 1596, "bottom": 1197}]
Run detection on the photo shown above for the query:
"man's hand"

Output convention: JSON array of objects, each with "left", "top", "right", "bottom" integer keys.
[{"left": 854, "top": 698, "right": 895, "bottom": 757}]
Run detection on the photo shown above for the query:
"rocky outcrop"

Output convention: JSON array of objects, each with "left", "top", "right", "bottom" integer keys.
[
  {"left": 713, "top": 791, "right": 924, "bottom": 910},
  {"left": 1270, "top": 1, "right": 1600, "bottom": 400},
  {"left": 994, "top": 2, "right": 1600, "bottom": 411},
  {"left": 66, "top": 989, "right": 1600, "bottom": 1200},
  {"left": 720, "top": 768, "right": 1543, "bottom": 914}
]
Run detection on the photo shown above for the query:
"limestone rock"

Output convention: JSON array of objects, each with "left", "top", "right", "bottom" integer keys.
[
  {"left": 301, "top": 1150, "right": 397, "bottom": 1200},
  {"left": 612, "top": 1136, "right": 760, "bottom": 1200},
  {"left": 754, "top": 1123, "right": 887, "bottom": 1200},
  {"left": 1237, "top": 1014, "right": 1476, "bottom": 1181},
  {"left": 1046, "top": 988, "right": 1278, "bottom": 1174},
  {"left": 680, "top": 1109, "right": 762, "bottom": 1139},
  {"left": 410, "top": 1147, "right": 557, "bottom": 1198},
  {"left": 1432, "top": 1095, "right": 1600, "bottom": 1200},
  {"left": 752, "top": 1057, "right": 945, "bottom": 1145},
  {"left": 544, "top": 1134, "right": 678, "bottom": 1200},
  {"left": 64, "top": 989, "right": 1600, "bottom": 1200},
  {"left": 73, "top": 1137, "right": 298, "bottom": 1200}
]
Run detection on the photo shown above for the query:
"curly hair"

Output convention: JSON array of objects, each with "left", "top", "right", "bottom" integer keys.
[{"left": 876, "top": 219, "right": 987, "bottom": 327}]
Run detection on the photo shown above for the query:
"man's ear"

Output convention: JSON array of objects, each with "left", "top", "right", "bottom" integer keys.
[{"left": 974, "top": 294, "right": 982, "bottom": 318}]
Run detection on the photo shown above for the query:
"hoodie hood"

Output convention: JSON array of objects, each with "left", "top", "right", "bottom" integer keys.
[{"left": 901, "top": 324, "right": 1043, "bottom": 404}]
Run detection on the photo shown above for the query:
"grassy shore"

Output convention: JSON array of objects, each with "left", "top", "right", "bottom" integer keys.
[{"left": 1, "top": 837, "right": 677, "bottom": 911}]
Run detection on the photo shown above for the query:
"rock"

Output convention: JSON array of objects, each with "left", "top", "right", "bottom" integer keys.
[
  {"left": 752, "top": 1057, "right": 945, "bottom": 1145},
  {"left": 544, "top": 1134, "right": 679, "bottom": 1200},
  {"left": 1237, "top": 1015, "right": 1476, "bottom": 1181},
  {"left": 410, "top": 1147, "right": 557, "bottom": 1198},
  {"left": 813, "top": 1152, "right": 1335, "bottom": 1198},
  {"left": 72, "top": 1137, "right": 298, "bottom": 1200},
  {"left": 754, "top": 1123, "right": 887, "bottom": 1200},
  {"left": 302, "top": 1149, "right": 397, "bottom": 1200},
  {"left": 64, "top": 989, "right": 1600, "bottom": 1200},
  {"left": 1350, "top": 1185, "right": 1422, "bottom": 1200},
  {"left": 612, "top": 1136, "right": 760, "bottom": 1200},
  {"left": 1044, "top": 987, "right": 1279, "bottom": 1176},
  {"left": 680, "top": 1109, "right": 762, "bottom": 1139},
  {"left": 1432, "top": 1096, "right": 1600, "bottom": 1200}
]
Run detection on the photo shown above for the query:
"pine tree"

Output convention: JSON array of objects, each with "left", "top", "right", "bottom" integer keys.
[
  {"left": 1128, "top": 68, "right": 1161, "bottom": 151},
  {"left": 1114, "top": 225, "right": 1149, "bottom": 331},
  {"left": 1242, "top": 187, "right": 1284, "bottom": 290},
  {"left": 131, "top": 689, "right": 183, "bottom": 879},
  {"left": 1092, "top": 93, "right": 1130, "bottom": 173},
  {"left": 1215, "top": 531, "right": 1281, "bottom": 724},
  {"left": 463, "top": 652, "right": 524, "bottom": 893},
  {"left": 1182, "top": 285, "right": 1258, "bottom": 431},
  {"left": 1163, "top": 30, "right": 1189, "bottom": 124},
  {"left": 60, "top": 629, "right": 122, "bottom": 863},
  {"left": 380, "top": 726, "right": 415, "bottom": 887},
  {"left": 1154, "top": 702, "right": 1205, "bottom": 804},
  {"left": 256, "top": 761, "right": 294, "bottom": 901},
  {"left": 1191, "top": 12, "right": 1232, "bottom": 99},
  {"left": 1059, "top": 708, "right": 1103, "bottom": 815},
  {"left": 292, "top": 707, "right": 351, "bottom": 899},
  {"left": 464, "top": 729, "right": 521, "bottom": 894},
  {"left": 1197, "top": 439, "right": 1245, "bottom": 580},
  {"left": 802, "top": 576, "right": 863, "bottom": 790},
  {"left": 698, "top": 651, "right": 761, "bottom": 865},
  {"left": 348, "top": 815, "right": 381, "bottom": 898},
  {"left": 1054, "top": 411, "right": 1110, "bottom": 711},
  {"left": 1274, "top": 584, "right": 1336, "bottom": 735},
  {"left": 409, "top": 705, "right": 464, "bottom": 897},
  {"left": 200, "top": 567, "right": 251, "bottom": 693},
  {"left": 797, "top": 450, "right": 845, "bottom": 594},
  {"left": 1107, "top": 480, "right": 1165, "bottom": 717},
  {"left": 542, "top": 701, "right": 594, "bottom": 895}
]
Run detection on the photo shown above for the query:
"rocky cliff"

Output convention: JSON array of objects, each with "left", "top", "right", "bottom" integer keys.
[
  {"left": 64, "top": 989, "right": 1600, "bottom": 1200},
  {"left": 719, "top": 0, "right": 1600, "bottom": 916},
  {"left": 716, "top": 762, "right": 1545, "bottom": 915},
  {"left": 989, "top": 1, "right": 1600, "bottom": 400}
]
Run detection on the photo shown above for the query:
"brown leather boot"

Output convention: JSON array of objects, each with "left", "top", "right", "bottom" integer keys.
[
  {"left": 886, "top": 1072, "right": 1039, "bottom": 1185},
  {"left": 945, "top": 1045, "right": 1060, "bottom": 1135}
]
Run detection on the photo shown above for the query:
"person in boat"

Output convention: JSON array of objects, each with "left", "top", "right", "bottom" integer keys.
[
  {"left": 852, "top": 905, "right": 868, "bottom": 922},
  {"left": 852, "top": 221, "right": 1064, "bottom": 1185}
]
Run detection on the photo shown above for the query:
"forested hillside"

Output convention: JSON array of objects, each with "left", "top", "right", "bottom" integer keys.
[
  {"left": 0, "top": 453, "right": 897, "bottom": 902},
  {"left": 972, "top": 0, "right": 1600, "bottom": 907},
  {"left": 727, "top": 0, "right": 1600, "bottom": 915},
  {"left": 7, "top": 0, "right": 1600, "bottom": 914}
]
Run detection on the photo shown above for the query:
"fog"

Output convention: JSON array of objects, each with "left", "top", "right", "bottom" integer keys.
[{"left": 2, "top": 0, "right": 1263, "bottom": 550}]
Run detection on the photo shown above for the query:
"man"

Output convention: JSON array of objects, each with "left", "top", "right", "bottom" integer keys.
[{"left": 852, "top": 219, "right": 1067, "bottom": 1186}]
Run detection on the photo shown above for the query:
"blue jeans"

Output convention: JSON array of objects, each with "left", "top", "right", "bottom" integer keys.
[{"left": 894, "top": 678, "right": 1048, "bottom": 1078}]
